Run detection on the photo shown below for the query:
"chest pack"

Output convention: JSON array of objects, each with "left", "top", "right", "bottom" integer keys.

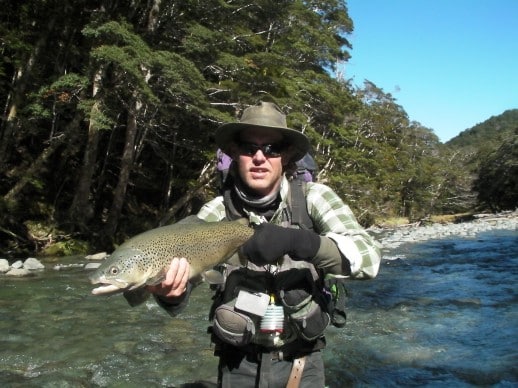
[
  {"left": 210, "top": 179, "right": 348, "bottom": 349},
  {"left": 211, "top": 265, "right": 330, "bottom": 348}
]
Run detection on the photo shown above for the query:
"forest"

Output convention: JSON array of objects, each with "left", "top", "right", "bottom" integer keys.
[{"left": 1, "top": 0, "right": 517, "bottom": 257}]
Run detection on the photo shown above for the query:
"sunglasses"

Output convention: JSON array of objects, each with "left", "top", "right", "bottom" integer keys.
[{"left": 238, "top": 142, "right": 285, "bottom": 157}]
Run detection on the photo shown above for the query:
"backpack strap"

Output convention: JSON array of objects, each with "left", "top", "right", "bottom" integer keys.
[
  {"left": 222, "top": 177, "right": 314, "bottom": 231},
  {"left": 289, "top": 179, "right": 314, "bottom": 230}
]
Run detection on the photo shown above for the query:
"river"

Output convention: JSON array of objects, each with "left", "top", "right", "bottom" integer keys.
[{"left": 1, "top": 228, "right": 517, "bottom": 387}]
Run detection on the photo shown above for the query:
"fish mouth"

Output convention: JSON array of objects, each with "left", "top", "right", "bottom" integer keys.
[
  {"left": 90, "top": 275, "right": 130, "bottom": 295},
  {"left": 91, "top": 284, "right": 123, "bottom": 295}
]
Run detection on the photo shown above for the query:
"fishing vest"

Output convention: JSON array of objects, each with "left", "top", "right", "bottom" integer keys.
[{"left": 210, "top": 180, "right": 331, "bottom": 349}]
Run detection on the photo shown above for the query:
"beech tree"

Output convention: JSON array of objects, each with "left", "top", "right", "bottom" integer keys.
[
  {"left": 474, "top": 133, "right": 518, "bottom": 211},
  {"left": 1, "top": 0, "right": 505, "bottom": 255}
]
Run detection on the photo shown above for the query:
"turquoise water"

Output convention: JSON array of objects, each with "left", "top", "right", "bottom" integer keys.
[{"left": 1, "top": 229, "right": 517, "bottom": 387}]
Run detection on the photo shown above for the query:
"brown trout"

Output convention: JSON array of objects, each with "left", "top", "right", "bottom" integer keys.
[{"left": 89, "top": 216, "right": 253, "bottom": 305}]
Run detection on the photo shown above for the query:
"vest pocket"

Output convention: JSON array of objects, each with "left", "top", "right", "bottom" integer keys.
[
  {"left": 288, "top": 299, "right": 330, "bottom": 341},
  {"left": 213, "top": 302, "right": 256, "bottom": 347}
]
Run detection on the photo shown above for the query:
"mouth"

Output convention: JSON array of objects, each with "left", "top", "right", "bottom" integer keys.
[
  {"left": 90, "top": 275, "right": 130, "bottom": 295},
  {"left": 249, "top": 168, "right": 269, "bottom": 179},
  {"left": 91, "top": 284, "right": 123, "bottom": 295}
]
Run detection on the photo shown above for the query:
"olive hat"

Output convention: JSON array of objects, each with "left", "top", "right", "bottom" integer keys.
[{"left": 215, "top": 101, "right": 310, "bottom": 162}]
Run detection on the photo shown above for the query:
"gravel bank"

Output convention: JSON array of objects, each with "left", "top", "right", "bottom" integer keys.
[{"left": 371, "top": 211, "right": 518, "bottom": 250}]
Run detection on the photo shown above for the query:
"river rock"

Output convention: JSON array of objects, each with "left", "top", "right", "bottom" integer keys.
[
  {"left": 0, "top": 258, "right": 10, "bottom": 273},
  {"left": 23, "top": 257, "right": 45, "bottom": 270},
  {"left": 378, "top": 211, "right": 518, "bottom": 250},
  {"left": 85, "top": 252, "right": 108, "bottom": 261},
  {"left": 6, "top": 268, "right": 32, "bottom": 277},
  {"left": 53, "top": 263, "right": 85, "bottom": 271},
  {"left": 11, "top": 260, "right": 23, "bottom": 269},
  {"left": 85, "top": 262, "right": 102, "bottom": 270}
]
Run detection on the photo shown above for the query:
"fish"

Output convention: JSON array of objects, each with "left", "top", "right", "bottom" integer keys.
[{"left": 89, "top": 216, "right": 253, "bottom": 305}]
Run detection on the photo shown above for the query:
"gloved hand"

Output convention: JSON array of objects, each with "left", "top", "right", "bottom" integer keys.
[{"left": 241, "top": 223, "right": 321, "bottom": 265}]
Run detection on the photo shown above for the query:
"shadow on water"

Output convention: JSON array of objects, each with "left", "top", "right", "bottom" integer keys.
[{"left": 1, "top": 229, "right": 517, "bottom": 387}]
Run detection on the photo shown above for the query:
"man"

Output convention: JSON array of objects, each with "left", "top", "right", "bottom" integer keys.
[{"left": 149, "top": 102, "right": 381, "bottom": 387}]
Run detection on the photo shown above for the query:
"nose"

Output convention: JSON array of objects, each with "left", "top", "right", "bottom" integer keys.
[{"left": 252, "top": 149, "right": 267, "bottom": 162}]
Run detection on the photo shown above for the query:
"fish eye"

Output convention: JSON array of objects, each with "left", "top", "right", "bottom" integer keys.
[{"left": 109, "top": 266, "right": 119, "bottom": 275}]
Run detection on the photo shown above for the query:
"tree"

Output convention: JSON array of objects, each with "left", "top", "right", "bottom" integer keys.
[
  {"left": 474, "top": 131, "right": 518, "bottom": 211},
  {"left": 2, "top": 0, "right": 508, "bottom": 255}
]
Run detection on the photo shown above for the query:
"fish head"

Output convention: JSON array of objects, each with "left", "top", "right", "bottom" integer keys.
[{"left": 89, "top": 247, "right": 161, "bottom": 295}]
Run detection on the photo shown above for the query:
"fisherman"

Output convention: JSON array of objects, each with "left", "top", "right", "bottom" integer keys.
[{"left": 148, "top": 101, "right": 382, "bottom": 387}]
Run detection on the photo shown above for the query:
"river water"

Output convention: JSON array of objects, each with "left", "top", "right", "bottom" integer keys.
[{"left": 1, "top": 229, "right": 517, "bottom": 387}]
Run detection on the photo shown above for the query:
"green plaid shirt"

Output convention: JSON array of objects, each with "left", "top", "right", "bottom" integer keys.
[{"left": 197, "top": 176, "right": 381, "bottom": 279}]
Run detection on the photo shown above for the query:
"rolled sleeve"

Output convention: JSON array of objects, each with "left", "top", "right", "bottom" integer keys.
[
  {"left": 326, "top": 232, "right": 381, "bottom": 278},
  {"left": 306, "top": 183, "right": 382, "bottom": 279},
  {"left": 197, "top": 196, "right": 226, "bottom": 222}
]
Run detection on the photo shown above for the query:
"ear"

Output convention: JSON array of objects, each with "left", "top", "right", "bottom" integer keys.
[
  {"left": 227, "top": 143, "right": 239, "bottom": 159},
  {"left": 281, "top": 146, "right": 295, "bottom": 167}
]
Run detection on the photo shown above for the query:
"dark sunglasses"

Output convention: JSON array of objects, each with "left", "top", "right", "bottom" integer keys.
[{"left": 238, "top": 142, "right": 285, "bottom": 157}]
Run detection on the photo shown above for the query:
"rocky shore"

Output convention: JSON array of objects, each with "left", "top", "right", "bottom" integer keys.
[
  {"left": 0, "top": 252, "right": 107, "bottom": 277},
  {"left": 1, "top": 211, "right": 517, "bottom": 276},
  {"left": 372, "top": 210, "right": 518, "bottom": 250}
]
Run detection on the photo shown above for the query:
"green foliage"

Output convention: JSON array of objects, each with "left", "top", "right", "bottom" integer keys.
[
  {"left": 445, "top": 109, "right": 518, "bottom": 212},
  {"left": 1, "top": 0, "right": 516, "bottom": 255},
  {"left": 25, "top": 73, "right": 89, "bottom": 121},
  {"left": 473, "top": 133, "right": 518, "bottom": 211},
  {"left": 77, "top": 99, "right": 115, "bottom": 131},
  {"left": 41, "top": 239, "right": 90, "bottom": 257},
  {"left": 89, "top": 39, "right": 157, "bottom": 102},
  {"left": 447, "top": 109, "right": 518, "bottom": 149}
]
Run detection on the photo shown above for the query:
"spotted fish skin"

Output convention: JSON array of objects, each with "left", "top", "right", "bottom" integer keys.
[{"left": 89, "top": 217, "right": 253, "bottom": 297}]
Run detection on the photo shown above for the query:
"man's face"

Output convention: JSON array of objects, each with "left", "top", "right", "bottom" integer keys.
[{"left": 231, "top": 127, "right": 290, "bottom": 197}]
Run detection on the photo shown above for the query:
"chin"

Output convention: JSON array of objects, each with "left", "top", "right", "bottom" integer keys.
[
  {"left": 247, "top": 182, "right": 271, "bottom": 196},
  {"left": 250, "top": 186, "right": 269, "bottom": 195}
]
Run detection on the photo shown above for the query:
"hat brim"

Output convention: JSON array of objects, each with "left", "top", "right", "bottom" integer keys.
[{"left": 215, "top": 123, "right": 310, "bottom": 162}]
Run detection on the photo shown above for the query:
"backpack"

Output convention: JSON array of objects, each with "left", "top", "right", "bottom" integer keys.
[{"left": 293, "top": 152, "right": 318, "bottom": 183}]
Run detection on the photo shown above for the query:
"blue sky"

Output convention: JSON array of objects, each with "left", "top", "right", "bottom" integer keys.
[{"left": 341, "top": 0, "right": 518, "bottom": 142}]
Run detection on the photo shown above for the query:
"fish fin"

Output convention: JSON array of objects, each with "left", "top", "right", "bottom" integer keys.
[
  {"left": 190, "top": 274, "right": 203, "bottom": 285},
  {"left": 123, "top": 288, "right": 151, "bottom": 307},
  {"left": 146, "top": 272, "right": 166, "bottom": 286},
  {"left": 228, "top": 250, "right": 249, "bottom": 267},
  {"left": 176, "top": 215, "right": 204, "bottom": 225},
  {"left": 235, "top": 217, "right": 250, "bottom": 226},
  {"left": 202, "top": 269, "right": 225, "bottom": 285}
]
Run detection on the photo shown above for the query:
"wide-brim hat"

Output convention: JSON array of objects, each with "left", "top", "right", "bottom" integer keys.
[{"left": 215, "top": 101, "right": 310, "bottom": 162}]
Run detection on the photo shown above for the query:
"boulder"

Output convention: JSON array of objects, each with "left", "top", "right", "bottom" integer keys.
[
  {"left": 11, "top": 260, "right": 23, "bottom": 269},
  {"left": 85, "top": 262, "right": 102, "bottom": 270},
  {"left": 0, "top": 258, "right": 10, "bottom": 273},
  {"left": 85, "top": 252, "right": 108, "bottom": 261},
  {"left": 23, "top": 257, "right": 45, "bottom": 270},
  {"left": 53, "top": 263, "right": 85, "bottom": 271},
  {"left": 6, "top": 268, "right": 32, "bottom": 277}
]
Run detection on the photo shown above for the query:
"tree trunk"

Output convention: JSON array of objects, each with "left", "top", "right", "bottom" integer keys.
[
  {"left": 103, "top": 98, "right": 141, "bottom": 238},
  {"left": 0, "top": 16, "right": 57, "bottom": 171},
  {"left": 159, "top": 162, "right": 217, "bottom": 225},
  {"left": 69, "top": 67, "right": 105, "bottom": 226},
  {"left": 3, "top": 135, "right": 66, "bottom": 202},
  {"left": 147, "top": 0, "right": 162, "bottom": 32}
]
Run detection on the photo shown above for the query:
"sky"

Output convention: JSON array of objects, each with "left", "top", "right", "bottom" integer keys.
[{"left": 341, "top": 0, "right": 518, "bottom": 142}]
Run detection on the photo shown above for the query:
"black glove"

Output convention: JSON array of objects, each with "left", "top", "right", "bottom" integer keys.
[{"left": 241, "top": 223, "right": 321, "bottom": 265}]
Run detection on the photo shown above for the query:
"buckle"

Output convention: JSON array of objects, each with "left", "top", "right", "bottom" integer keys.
[{"left": 270, "top": 350, "right": 284, "bottom": 361}]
